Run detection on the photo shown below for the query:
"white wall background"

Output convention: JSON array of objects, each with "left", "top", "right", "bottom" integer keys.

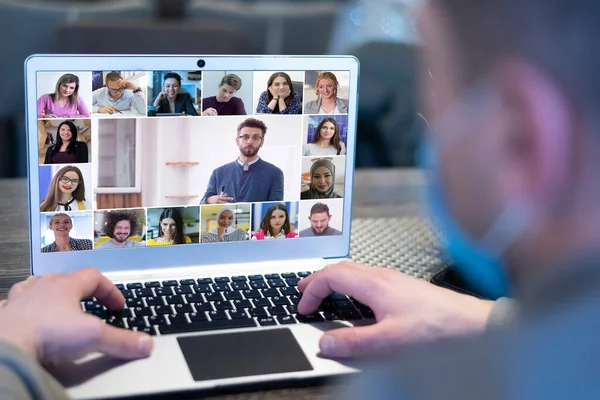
[
  {"left": 36, "top": 71, "right": 93, "bottom": 113},
  {"left": 39, "top": 211, "right": 94, "bottom": 248},
  {"left": 301, "top": 156, "right": 346, "bottom": 197},
  {"left": 190, "top": 115, "right": 304, "bottom": 201},
  {"left": 297, "top": 198, "right": 344, "bottom": 233},
  {"left": 252, "top": 71, "right": 306, "bottom": 114},
  {"left": 202, "top": 71, "right": 253, "bottom": 115}
]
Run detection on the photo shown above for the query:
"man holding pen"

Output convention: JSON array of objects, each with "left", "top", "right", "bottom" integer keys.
[{"left": 92, "top": 72, "right": 146, "bottom": 115}]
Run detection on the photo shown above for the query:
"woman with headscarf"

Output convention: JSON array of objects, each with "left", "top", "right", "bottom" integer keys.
[
  {"left": 201, "top": 207, "right": 247, "bottom": 243},
  {"left": 301, "top": 158, "right": 342, "bottom": 199}
]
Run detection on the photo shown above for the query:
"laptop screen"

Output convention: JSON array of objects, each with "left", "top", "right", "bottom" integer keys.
[{"left": 35, "top": 68, "right": 350, "bottom": 254}]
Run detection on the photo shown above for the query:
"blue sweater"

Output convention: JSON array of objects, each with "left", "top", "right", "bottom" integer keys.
[{"left": 201, "top": 158, "right": 284, "bottom": 203}]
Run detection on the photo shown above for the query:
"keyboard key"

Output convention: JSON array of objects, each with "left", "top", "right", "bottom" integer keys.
[
  {"left": 228, "top": 309, "right": 248, "bottom": 319},
  {"left": 189, "top": 312, "right": 208, "bottom": 322},
  {"left": 145, "top": 297, "right": 164, "bottom": 307},
  {"left": 296, "top": 313, "right": 325, "bottom": 323},
  {"left": 134, "top": 288, "right": 154, "bottom": 298},
  {"left": 224, "top": 291, "right": 242, "bottom": 300},
  {"left": 179, "top": 279, "right": 195, "bottom": 285},
  {"left": 197, "top": 278, "right": 213, "bottom": 284},
  {"left": 205, "top": 292, "right": 223, "bottom": 302},
  {"left": 126, "top": 317, "right": 148, "bottom": 329},
  {"left": 168, "top": 313, "right": 188, "bottom": 324},
  {"left": 233, "top": 299, "right": 252, "bottom": 309},
  {"left": 249, "top": 308, "right": 268, "bottom": 317},
  {"left": 271, "top": 296, "right": 291, "bottom": 306},
  {"left": 120, "top": 290, "right": 134, "bottom": 299},
  {"left": 214, "top": 277, "right": 231, "bottom": 283},
  {"left": 133, "top": 307, "right": 153, "bottom": 317},
  {"left": 107, "top": 316, "right": 125, "bottom": 329},
  {"left": 193, "top": 284, "right": 212, "bottom": 293},
  {"left": 265, "top": 273, "right": 280, "bottom": 279},
  {"left": 231, "top": 276, "right": 247, "bottom": 282},
  {"left": 231, "top": 282, "right": 249, "bottom": 291},
  {"left": 154, "top": 305, "right": 172, "bottom": 315},
  {"left": 248, "top": 274, "right": 263, "bottom": 280},
  {"left": 281, "top": 272, "right": 297, "bottom": 279},
  {"left": 86, "top": 309, "right": 107, "bottom": 319},
  {"left": 285, "top": 278, "right": 301, "bottom": 287},
  {"left": 262, "top": 288, "right": 280, "bottom": 297},
  {"left": 267, "top": 279, "right": 287, "bottom": 288},
  {"left": 267, "top": 305, "right": 288, "bottom": 316},
  {"left": 184, "top": 293, "right": 204, "bottom": 303},
  {"left": 257, "top": 317, "right": 277, "bottom": 326},
  {"left": 208, "top": 310, "right": 228, "bottom": 320},
  {"left": 126, "top": 298, "right": 144, "bottom": 308},
  {"left": 280, "top": 287, "right": 298, "bottom": 296},
  {"left": 113, "top": 308, "right": 133, "bottom": 318},
  {"left": 84, "top": 301, "right": 103, "bottom": 311},
  {"left": 253, "top": 298, "right": 271, "bottom": 307},
  {"left": 81, "top": 296, "right": 94, "bottom": 302},
  {"left": 287, "top": 304, "right": 298, "bottom": 314},
  {"left": 289, "top": 295, "right": 301, "bottom": 305},
  {"left": 159, "top": 318, "right": 256, "bottom": 335},
  {"left": 358, "top": 308, "right": 375, "bottom": 319},
  {"left": 212, "top": 283, "right": 230, "bottom": 292},
  {"left": 165, "top": 295, "right": 185, "bottom": 305},
  {"left": 277, "top": 315, "right": 297, "bottom": 325},
  {"left": 335, "top": 300, "right": 355, "bottom": 309},
  {"left": 213, "top": 301, "right": 233, "bottom": 310},
  {"left": 148, "top": 315, "right": 167, "bottom": 326},
  {"left": 341, "top": 309, "right": 362, "bottom": 320},
  {"left": 139, "top": 326, "right": 156, "bottom": 336},
  {"left": 144, "top": 281, "right": 161, "bottom": 288},
  {"left": 297, "top": 271, "right": 312, "bottom": 278},
  {"left": 162, "top": 280, "right": 178, "bottom": 286},
  {"left": 115, "top": 284, "right": 125, "bottom": 290},
  {"left": 126, "top": 282, "right": 142, "bottom": 289},
  {"left": 173, "top": 303, "right": 193, "bottom": 314},
  {"left": 323, "top": 311, "right": 342, "bottom": 321},
  {"left": 250, "top": 280, "right": 268, "bottom": 289},
  {"left": 174, "top": 286, "right": 193, "bottom": 295},
  {"left": 154, "top": 287, "right": 173, "bottom": 296},
  {"left": 329, "top": 292, "right": 347, "bottom": 301},
  {"left": 192, "top": 302, "right": 213, "bottom": 312},
  {"left": 242, "top": 290, "right": 261, "bottom": 299}
]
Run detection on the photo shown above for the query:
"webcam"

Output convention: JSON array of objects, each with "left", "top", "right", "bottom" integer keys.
[{"left": 197, "top": 59, "right": 206, "bottom": 68}]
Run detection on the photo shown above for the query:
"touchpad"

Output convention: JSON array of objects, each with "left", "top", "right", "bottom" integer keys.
[{"left": 177, "top": 328, "right": 313, "bottom": 381}]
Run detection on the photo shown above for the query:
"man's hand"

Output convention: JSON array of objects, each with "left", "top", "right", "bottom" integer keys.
[
  {"left": 119, "top": 78, "right": 136, "bottom": 91},
  {"left": 202, "top": 108, "right": 218, "bottom": 116},
  {"left": 298, "top": 261, "right": 494, "bottom": 359},
  {"left": 205, "top": 194, "right": 234, "bottom": 204},
  {"left": 0, "top": 268, "right": 154, "bottom": 365},
  {"left": 98, "top": 106, "right": 118, "bottom": 114}
]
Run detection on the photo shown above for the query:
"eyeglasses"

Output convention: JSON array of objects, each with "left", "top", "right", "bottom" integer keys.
[
  {"left": 107, "top": 87, "right": 125, "bottom": 93},
  {"left": 60, "top": 176, "right": 80, "bottom": 185},
  {"left": 238, "top": 135, "right": 264, "bottom": 143}
]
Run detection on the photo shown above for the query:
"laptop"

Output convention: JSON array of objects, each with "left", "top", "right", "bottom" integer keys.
[{"left": 25, "top": 55, "right": 366, "bottom": 399}]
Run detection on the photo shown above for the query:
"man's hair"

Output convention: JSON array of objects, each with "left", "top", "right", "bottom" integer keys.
[
  {"left": 433, "top": 0, "right": 599, "bottom": 112},
  {"left": 103, "top": 211, "right": 138, "bottom": 239},
  {"left": 309, "top": 202, "right": 330, "bottom": 216},
  {"left": 105, "top": 72, "right": 122, "bottom": 84},
  {"left": 221, "top": 74, "right": 242, "bottom": 91},
  {"left": 237, "top": 118, "right": 267, "bottom": 137}
]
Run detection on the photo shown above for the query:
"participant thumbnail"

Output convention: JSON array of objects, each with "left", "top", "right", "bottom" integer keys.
[
  {"left": 303, "top": 70, "right": 350, "bottom": 115},
  {"left": 39, "top": 164, "right": 92, "bottom": 212},
  {"left": 92, "top": 71, "right": 148, "bottom": 116},
  {"left": 253, "top": 71, "right": 305, "bottom": 115},
  {"left": 94, "top": 209, "right": 146, "bottom": 249},
  {"left": 297, "top": 199, "right": 343, "bottom": 237},
  {"left": 36, "top": 71, "right": 92, "bottom": 118},
  {"left": 300, "top": 157, "right": 345, "bottom": 200},
  {"left": 200, "top": 204, "right": 251, "bottom": 243},
  {"left": 201, "top": 71, "right": 252, "bottom": 116},
  {"left": 38, "top": 119, "right": 92, "bottom": 165},
  {"left": 251, "top": 202, "right": 299, "bottom": 240},
  {"left": 302, "top": 115, "right": 348, "bottom": 156},
  {"left": 40, "top": 211, "right": 94, "bottom": 252},
  {"left": 146, "top": 207, "right": 200, "bottom": 246},
  {"left": 148, "top": 71, "right": 201, "bottom": 116}
]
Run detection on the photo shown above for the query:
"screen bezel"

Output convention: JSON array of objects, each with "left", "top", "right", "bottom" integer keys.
[{"left": 25, "top": 55, "right": 359, "bottom": 275}]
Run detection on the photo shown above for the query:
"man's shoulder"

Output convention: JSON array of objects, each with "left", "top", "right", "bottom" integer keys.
[
  {"left": 213, "top": 161, "right": 238, "bottom": 173},
  {"left": 326, "top": 227, "right": 342, "bottom": 235},
  {"left": 256, "top": 159, "right": 282, "bottom": 173},
  {"left": 92, "top": 87, "right": 105, "bottom": 94},
  {"left": 299, "top": 228, "right": 314, "bottom": 237}
]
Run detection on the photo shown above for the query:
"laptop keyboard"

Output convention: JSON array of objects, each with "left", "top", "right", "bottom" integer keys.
[{"left": 81, "top": 272, "right": 375, "bottom": 336}]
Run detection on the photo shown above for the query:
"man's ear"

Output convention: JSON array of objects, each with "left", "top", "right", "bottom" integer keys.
[
  {"left": 307, "top": 216, "right": 312, "bottom": 222},
  {"left": 493, "top": 60, "right": 573, "bottom": 206},
  {"left": 328, "top": 214, "right": 333, "bottom": 221}
]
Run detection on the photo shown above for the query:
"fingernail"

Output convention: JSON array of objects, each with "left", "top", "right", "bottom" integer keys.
[
  {"left": 138, "top": 335, "right": 153, "bottom": 357},
  {"left": 321, "top": 334, "right": 336, "bottom": 355}
]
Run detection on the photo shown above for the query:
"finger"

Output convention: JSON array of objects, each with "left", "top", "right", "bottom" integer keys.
[
  {"left": 298, "top": 265, "right": 378, "bottom": 315},
  {"left": 8, "top": 275, "right": 41, "bottom": 300},
  {"left": 83, "top": 317, "right": 154, "bottom": 359},
  {"left": 69, "top": 267, "right": 125, "bottom": 310},
  {"left": 0, "top": 300, "right": 7, "bottom": 309},
  {"left": 318, "top": 320, "right": 403, "bottom": 359}
]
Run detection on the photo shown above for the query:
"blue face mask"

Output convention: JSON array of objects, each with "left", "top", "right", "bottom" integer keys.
[{"left": 418, "top": 93, "right": 533, "bottom": 299}]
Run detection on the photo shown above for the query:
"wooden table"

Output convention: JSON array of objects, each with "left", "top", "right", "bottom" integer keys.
[{"left": 0, "top": 168, "right": 426, "bottom": 399}]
